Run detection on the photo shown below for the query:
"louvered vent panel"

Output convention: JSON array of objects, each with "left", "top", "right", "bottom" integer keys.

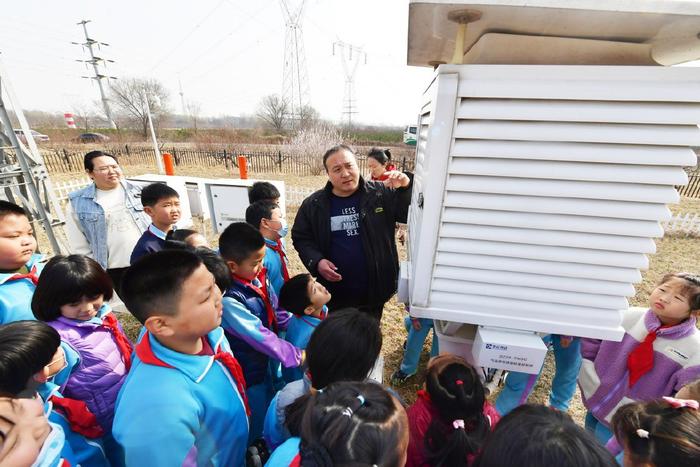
[{"left": 408, "top": 66, "right": 700, "bottom": 340}]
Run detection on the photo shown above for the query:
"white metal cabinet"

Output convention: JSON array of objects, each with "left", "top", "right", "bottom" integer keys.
[{"left": 406, "top": 65, "right": 700, "bottom": 340}]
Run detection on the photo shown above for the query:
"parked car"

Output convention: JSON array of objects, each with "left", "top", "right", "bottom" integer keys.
[
  {"left": 403, "top": 125, "right": 417, "bottom": 146},
  {"left": 13, "top": 129, "right": 50, "bottom": 144},
  {"left": 75, "top": 132, "right": 110, "bottom": 143}
]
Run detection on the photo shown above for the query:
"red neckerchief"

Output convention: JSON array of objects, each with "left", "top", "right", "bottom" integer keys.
[
  {"left": 300, "top": 307, "right": 327, "bottom": 328},
  {"left": 234, "top": 270, "right": 278, "bottom": 334},
  {"left": 6, "top": 264, "right": 39, "bottom": 285},
  {"left": 101, "top": 313, "right": 133, "bottom": 371},
  {"left": 135, "top": 333, "right": 251, "bottom": 416},
  {"left": 371, "top": 164, "right": 397, "bottom": 181},
  {"left": 49, "top": 395, "right": 105, "bottom": 439},
  {"left": 290, "top": 453, "right": 301, "bottom": 467},
  {"left": 267, "top": 241, "right": 290, "bottom": 282},
  {"left": 627, "top": 324, "right": 670, "bottom": 387}
]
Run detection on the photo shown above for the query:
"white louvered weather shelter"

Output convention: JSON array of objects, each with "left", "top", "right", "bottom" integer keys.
[{"left": 401, "top": 1, "right": 700, "bottom": 367}]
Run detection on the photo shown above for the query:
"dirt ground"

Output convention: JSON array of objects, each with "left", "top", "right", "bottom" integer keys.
[{"left": 64, "top": 164, "right": 700, "bottom": 426}]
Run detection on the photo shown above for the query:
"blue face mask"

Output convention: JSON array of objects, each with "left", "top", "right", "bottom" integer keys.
[{"left": 276, "top": 218, "right": 289, "bottom": 238}]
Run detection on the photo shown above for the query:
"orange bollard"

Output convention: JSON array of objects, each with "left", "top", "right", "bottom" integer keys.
[
  {"left": 238, "top": 155, "right": 248, "bottom": 179},
  {"left": 162, "top": 152, "right": 175, "bottom": 176}
]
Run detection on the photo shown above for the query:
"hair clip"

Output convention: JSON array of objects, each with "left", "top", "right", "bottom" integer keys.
[
  {"left": 455, "top": 380, "right": 464, "bottom": 386},
  {"left": 453, "top": 419, "right": 465, "bottom": 430},
  {"left": 662, "top": 396, "right": 699, "bottom": 410},
  {"left": 342, "top": 394, "right": 366, "bottom": 417},
  {"left": 636, "top": 429, "right": 650, "bottom": 439}
]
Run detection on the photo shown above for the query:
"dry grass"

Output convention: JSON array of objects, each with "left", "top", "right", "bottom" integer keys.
[{"left": 62, "top": 162, "right": 698, "bottom": 426}]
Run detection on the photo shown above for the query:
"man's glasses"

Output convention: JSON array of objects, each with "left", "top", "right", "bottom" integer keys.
[{"left": 93, "top": 164, "right": 121, "bottom": 173}]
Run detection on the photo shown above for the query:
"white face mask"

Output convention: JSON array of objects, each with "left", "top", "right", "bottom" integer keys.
[{"left": 276, "top": 218, "right": 289, "bottom": 238}]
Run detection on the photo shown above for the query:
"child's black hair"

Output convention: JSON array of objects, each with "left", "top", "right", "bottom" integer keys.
[
  {"left": 0, "top": 321, "right": 61, "bottom": 396},
  {"left": 245, "top": 200, "right": 279, "bottom": 230},
  {"left": 367, "top": 147, "right": 391, "bottom": 165},
  {"left": 163, "top": 228, "right": 199, "bottom": 250},
  {"left": 422, "top": 354, "right": 490, "bottom": 466},
  {"left": 248, "top": 181, "right": 280, "bottom": 204},
  {"left": 161, "top": 240, "right": 228, "bottom": 292},
  {"left": 322, "top": 144, "right": 355, "bottom": 171},
  {"left": 278, "top": 273, "right": 312, "bottom": 316},
  {"left": 293, "top": 381, "right": 408, "bottom": 467},
  {"left": 84, "top": 150, "right": 117, "bottom": 171},
  {"left": 121, "top": 250, "right": 203, "bottom": 325},
  {"left": 32, "top": 255, "right": 114, "bottom": 322},
  {"left": 218, "top": 222, "right": 265, "bottom": 264},
  {"left": 194, "top": 247, "right": 231, "bottom": 293},
  {"left": 140, "top": 182, "right": 179, "bottom": 208},
  {"left": 285, "top": 309, "right": 383, "bottom": 435},
  {"left": 658, "top": 272, "right": 700, "bottom": 311},
  {"left": 611, "top": 399, "right": 700, "bottom": 467},
  {"left": 0, "top": 200, "right": 27, "bottom": 222},
  {"left": 473, "top": 404, "right": 616, "bottom": 467}
]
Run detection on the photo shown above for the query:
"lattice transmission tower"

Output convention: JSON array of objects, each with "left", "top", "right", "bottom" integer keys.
[
  {"left": 333, "top": 41, "right": 366, "bottom": 126},
  {"left": 280, "top": 0, "right": 310, "bottom": 128}
]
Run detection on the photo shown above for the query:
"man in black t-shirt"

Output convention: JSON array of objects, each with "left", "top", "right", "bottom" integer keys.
[{"left": 291, "top": 144, "right": 411, "bottom": 320}]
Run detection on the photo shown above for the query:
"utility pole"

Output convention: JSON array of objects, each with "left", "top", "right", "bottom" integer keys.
[
  {"left": 178, "top": 78, "right": 186, "bottom": 116},
  {"left": 74, "top": 20, "right": 117, "bottom": 129},
  {"left": 280, "top": 0, "right": 310, "bottom": 128},
  {"left": 333, "top": 40, "right": 366, "bottom": 127}
]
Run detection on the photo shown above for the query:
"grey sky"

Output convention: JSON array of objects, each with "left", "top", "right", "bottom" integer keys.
[{"left": 0, "top": 0, "right": 434, "bottom": 126}]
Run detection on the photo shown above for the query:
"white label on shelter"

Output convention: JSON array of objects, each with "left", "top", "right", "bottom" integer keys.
[{"left": 472, "top": 327, "right": 547, "bottom": 375}]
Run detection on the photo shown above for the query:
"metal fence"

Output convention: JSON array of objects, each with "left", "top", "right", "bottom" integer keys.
[
  {"left": 40, "top": 146, "right": 416, "bottom": 177},
  {"left": 678, "top": 172, "right": 700, "bottom": 198}
]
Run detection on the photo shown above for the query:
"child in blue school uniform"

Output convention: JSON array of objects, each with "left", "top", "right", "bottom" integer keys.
[
  {"left": 391, "top": 307, "right": 439, "bottom": 384},
  {"left": 263, "top": 309, "right": 383, "bottom": 450},
  {"left": 219, "top": 222, "right": 303, "bottom": 442},
  {"left": 494, "top": 335, "right": 581, "bottom": 415},
  {"left": 0, "top": 200, "right": 46, "bottom": 324},
  {"left": 129, "top": 182, "right": 181, "bottom": 264},
  {"left": 113, "top": 250, "right": 249, "bottom": 467},
  {"left": 277, "top": 273, "right": 331, "bottom": 383},
  {"left": 246, "top": 200, "right": 290, "bottom": 297},
  {"left": 0, "top": 320, "right": 109, "bottom": 467}
]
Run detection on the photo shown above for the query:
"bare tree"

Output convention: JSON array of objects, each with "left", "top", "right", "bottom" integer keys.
[
  {"left": 186, "top": 100, "right": 202, "bottom": 133},
  {"left": 256, "top": 94, "right": 289, "bottom": 132},
  {"left": 298, "top": 104, "right": 320, "bottom": 129},
  {"left": 109, "top": 78, "right": 170, "bottom": 137}
]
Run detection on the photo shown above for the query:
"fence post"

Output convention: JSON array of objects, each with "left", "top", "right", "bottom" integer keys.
[
  {"left": 62, "top": 149, "right": 73, "bottom": 171},
  {"left": 401, "top": 156, "right": 406, "bottom": 171},
  {"left": 125, "top": 144, "right": 130, "bottom": 156},
  {"left": 278, "top": 150, "right": 282, "bottom": 170}
]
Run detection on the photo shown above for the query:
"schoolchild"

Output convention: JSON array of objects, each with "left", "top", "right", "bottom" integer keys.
[
  {"left": 0, "top": 320, "right": 108, "bottom": 467},
  {"left": 406, "top": 354, "right": 499, "bottom": 467},
  {"left": 113, "top": 250, "right": 249, "bottom": 467},
  {"left": 32, "top": 255, "right": 132, "bottom": 435},
  {"left": 264, "top": 309, "right": 382, "bottom": 450},
  {"left": 249, "top": 181, "right": 281, "bottom": 205},
  {"left": 267, "top": 380, "right": 409, "bottom": 467},
  {"left": 246, "top": 200, "right": 290, "bottom": 297},
  {"left": 473, "top": 404, "right": 616, "bottom": 467},
  {"left": 675, "top": 378, "right": 700, "bottom": 402},
  {"left": 278, "top": 273, "right": 331, "bottom": 382},
  {"left": 164, "top": 227, "right": 208, "bottom": 249},
  {"left": 0, "top": 396, "right": 73, "bottom": 467},
  {"left": 0, "top": 200, "right": 45, "bottom": 324},
  {"left": 578, "top": 272, "right": 700, "bottom": 444},
  {"left": 494, "top": 334, "right": 581, "bottom": 415},
  {"left": 610, "top": 398, "right": 700, "bottom": 467},
  {"left": 129, "top": 182, "right": 181, "bottom": 264},
  {"left": 391, "top": 309, "right": 439, "bottom": 384},
  {"left": 367, "top": 147, "right": 397, "bottom": 181},
  {"left": 219, "top": 222, "right": 302, "bottom": 441}
]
